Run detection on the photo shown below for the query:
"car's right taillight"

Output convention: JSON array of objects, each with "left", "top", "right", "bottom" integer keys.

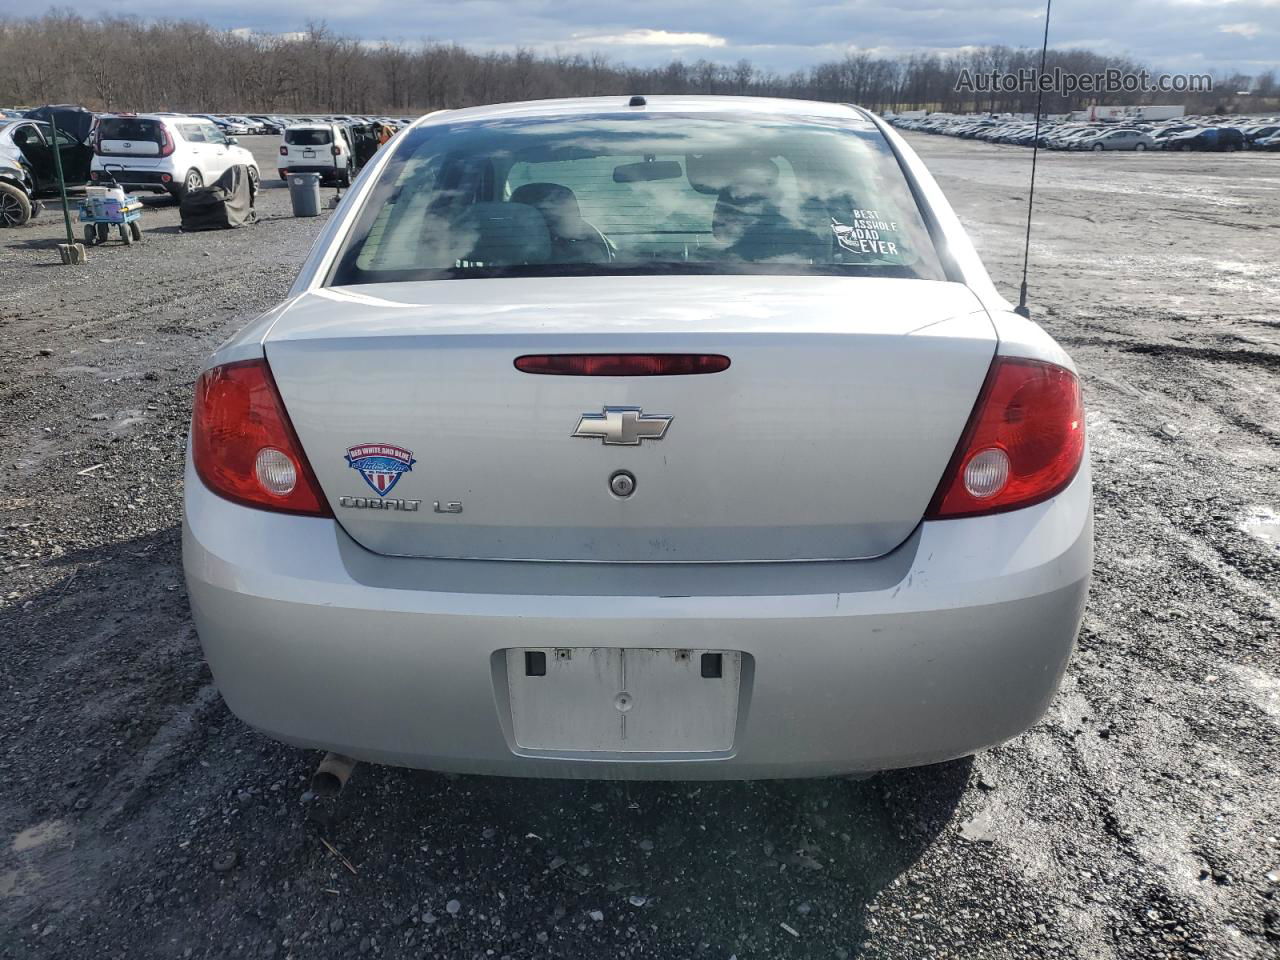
[
  {"left": 926, "top": 357, "right": 1084, "bottom": 520},
  {"left": 159, "top": 125, "right": 175, "bottom": 158},
  {"left": 191, "top": 359, "right": 331, "bottom": 517}
]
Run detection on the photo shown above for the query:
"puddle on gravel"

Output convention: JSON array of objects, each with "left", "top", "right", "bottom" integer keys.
[
  {"left": 0, "top": 864, "right": 45, "bottom": 899},
  {"left": 1214, "top": 260, "right": 1271, "bottom": 277},
  {"left": 1240, "top": 506, "right": 1280, "bottom": 553},
  {"left": 12, "top": 819, "right": 68, "bottom": 852},
  {"left": 1227, "top": 664, "right": 1280, "bottom": 719},
  {"left": 111, "top": 410, "right": 148, "bottom": 432},
  {"left": 0, "top": 869, "right": 23, "bottom": 897},
  {"left": 55, "top": 364, "right": 106, "bottom": 376}
]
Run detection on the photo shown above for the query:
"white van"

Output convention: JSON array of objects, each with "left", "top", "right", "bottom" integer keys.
[
  {"left": 278, "top": 123, "right": 356, "bottom": 186},
  {"left": 90, "top": 114, "right": 260, "bottom": 200}
]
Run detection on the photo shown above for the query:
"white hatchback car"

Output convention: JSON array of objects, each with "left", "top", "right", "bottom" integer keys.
[
  {"left": 90, "top": 114, "right": 260, "bottom": 200},
  {"left": 184, "top": 96, "right": 1091, "bottom": 781}
]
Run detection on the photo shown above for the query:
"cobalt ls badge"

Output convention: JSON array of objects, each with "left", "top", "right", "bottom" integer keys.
[{"left": 345, "top": 443, "right": 416, "bottom": 497}]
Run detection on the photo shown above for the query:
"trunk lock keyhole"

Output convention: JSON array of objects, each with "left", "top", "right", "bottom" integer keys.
[{"left": 609, "top": 470, "right": 636, "bottom": 498}]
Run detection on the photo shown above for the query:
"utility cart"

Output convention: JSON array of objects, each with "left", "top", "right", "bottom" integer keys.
[{"left": 77, "top": 186, "right": 144, "bottom": 246}]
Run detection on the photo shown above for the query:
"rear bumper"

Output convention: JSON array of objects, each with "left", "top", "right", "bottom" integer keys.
[
  {"left": 90, "top": 167, "right": 174, "bottom": 191},
  {"left": 282, "top": 164, "right": 341, "bottom": 177},
  {"left": 183, "top": 457, "right": 1092, "bottom": 780}
]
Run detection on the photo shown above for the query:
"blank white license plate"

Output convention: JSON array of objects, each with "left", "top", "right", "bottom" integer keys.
[
  {"left": 506, "top": 648, "right": 742, "bottom": 753},
  {"left": 302, "top": 149, "right": 316, "bottom": 158}
]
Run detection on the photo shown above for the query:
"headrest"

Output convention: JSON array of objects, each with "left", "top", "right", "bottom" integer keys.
[
  {"left": 713, "top": 192, "right": 774, "bottom": 242},
  {"left": 712, "top": 195, "right": 828, "bottom": 261},
  {"left": 510, "top": 182, "right": 587, "bottom": 238},
  {"left": 450, "top": 201, "right": 551, "bottom": 265},
  {"left": 687, "top": 153, "right": 780, "bottom": 197}
]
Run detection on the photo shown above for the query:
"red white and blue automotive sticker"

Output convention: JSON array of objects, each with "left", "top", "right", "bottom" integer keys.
[{"left": 345, "top": 443, "right": 416, "bottom": 497}]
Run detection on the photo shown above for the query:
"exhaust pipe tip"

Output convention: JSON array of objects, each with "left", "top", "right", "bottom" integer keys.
[{"left": 311, "top": 752, "right": 357, "bottom": 798}]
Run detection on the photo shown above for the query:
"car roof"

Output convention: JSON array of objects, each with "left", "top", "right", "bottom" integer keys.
[
  {"left": 100, "top": 113, "right": 185, "bottom": 122},
  {"left": 411, "top": 95, "right": 870, "bottom": 132}
]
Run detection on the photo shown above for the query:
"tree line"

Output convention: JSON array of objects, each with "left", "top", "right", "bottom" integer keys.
[{"left": 1, "top": 12, "right": 1274, "bottom": 117}]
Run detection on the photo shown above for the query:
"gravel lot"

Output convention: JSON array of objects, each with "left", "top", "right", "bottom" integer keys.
[{"left": 1, "top": 134, "right": 1278, "bottom": 960}]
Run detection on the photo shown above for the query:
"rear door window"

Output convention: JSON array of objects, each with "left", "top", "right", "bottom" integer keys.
[{"left": 287, "top": 128, "right": 332, "bottom": 146}]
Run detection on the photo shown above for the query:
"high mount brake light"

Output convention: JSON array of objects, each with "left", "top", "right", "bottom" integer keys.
[
  {"left": 515, "top": 354, "right": 731, "bottom": 376},
  {"left": 926, "top": 356, "right": 1084, "bottom": 519},
  {"left": 191, "top": 359, "right": 331, "bottom": 517}
]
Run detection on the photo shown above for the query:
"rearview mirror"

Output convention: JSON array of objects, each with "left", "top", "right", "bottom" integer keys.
[
  {"left": 613, "top": 160, "right": 682, "bottom": 183},
  {"left": 226, "top": 136, "right": 239, "bottom": 145}
]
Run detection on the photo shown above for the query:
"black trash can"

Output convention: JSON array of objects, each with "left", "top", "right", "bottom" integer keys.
[{"left": 288, "top": 173, "right": 322, "bottom": 218}]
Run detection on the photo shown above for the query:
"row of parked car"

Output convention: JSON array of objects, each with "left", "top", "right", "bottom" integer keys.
[
  {"left": 0, "top": 107, "right": 414, "bottom": 138},
  {"left": 890, "top": 113, "right": 1280, "bottom": 152},
  {"left": 0, "top": 105, "right": 409, "bottom": 228},
  {"left": 155, "top": 112, "right": 414, "bottom": 137}
]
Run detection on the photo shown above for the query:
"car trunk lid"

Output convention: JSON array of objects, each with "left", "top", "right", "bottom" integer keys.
[{"left": 264, "top": 275, "right": 996, "bottom": 562}]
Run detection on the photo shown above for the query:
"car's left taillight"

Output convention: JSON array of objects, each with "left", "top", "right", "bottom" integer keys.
[{"left": 191, "top": 359, "right": 332, "bottom": 517}]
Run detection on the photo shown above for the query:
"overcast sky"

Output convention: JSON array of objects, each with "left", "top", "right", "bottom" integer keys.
[{"left": 74, "top": 0, "right": 1280, "bottom": 75}]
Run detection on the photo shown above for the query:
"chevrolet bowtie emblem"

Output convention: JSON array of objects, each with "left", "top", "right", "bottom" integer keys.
[{"left": 573, "top": 407, "right": 672, "bottom": 445}]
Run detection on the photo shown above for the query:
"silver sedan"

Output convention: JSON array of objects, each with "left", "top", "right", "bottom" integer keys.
[
  {"left": 183, "top": 95, "right": 1091, "bottom": 780},
  {"left": 1074, "top": 128, "right": 1156, "bottom": 151}
]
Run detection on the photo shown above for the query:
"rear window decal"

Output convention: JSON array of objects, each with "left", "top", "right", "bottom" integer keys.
[{"left": 831, "top": 208, "right": 900, "bottom": 258}]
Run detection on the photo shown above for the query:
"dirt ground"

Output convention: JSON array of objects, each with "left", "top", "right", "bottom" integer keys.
[{"left": 1, "top": 133, "right": 1277, "bottom": 960}]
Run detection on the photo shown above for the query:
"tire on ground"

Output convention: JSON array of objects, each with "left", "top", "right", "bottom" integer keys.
[{"left": 0, "top": 181, "right": 33, "bottom": 227}]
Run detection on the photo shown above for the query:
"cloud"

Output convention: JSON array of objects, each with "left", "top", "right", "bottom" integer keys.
[
  {"left": 67, "top": 0, "right": 1280, "bottom": 75},
  {"left": 571, "top": 28, "right": 726, "bottom": 48}
]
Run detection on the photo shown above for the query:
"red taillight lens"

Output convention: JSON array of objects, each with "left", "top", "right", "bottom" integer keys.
[
  {"left": 279, "top": 145, "right": 288, "bottom": 156},
  {"left": 159, "top": 126, "right": 175, "bottom": 158},
  {"left": 191, "top": 359, "right": 331, "bottom": 517},
  {"left": 331, "top": 145, "right": 341, "bottom": 156},
  {"left": 926, "top": 357, "right": 1084, "bottom": 519},
  {"left": 514, "top": 354, "right": 731, "bottom": 376}
]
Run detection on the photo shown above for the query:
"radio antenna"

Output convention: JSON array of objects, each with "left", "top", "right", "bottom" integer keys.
[{"left": 1015, "top": 0, "right": 1053, "bottom": 319}]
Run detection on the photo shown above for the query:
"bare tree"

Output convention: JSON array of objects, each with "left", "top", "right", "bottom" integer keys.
[{"left": 0, "top": 11, "right": 1268, "bottom": 118}]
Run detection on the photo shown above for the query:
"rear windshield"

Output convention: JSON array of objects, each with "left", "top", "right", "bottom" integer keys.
[
  {"left": 328, "top": 113, "right": 945, "bottom": 285},
  {"left": 287, "top": 128, "right": 332, "bottom": 146},
  {"left": 98, "top": 118, "right": 163, "bottom": 142}
]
